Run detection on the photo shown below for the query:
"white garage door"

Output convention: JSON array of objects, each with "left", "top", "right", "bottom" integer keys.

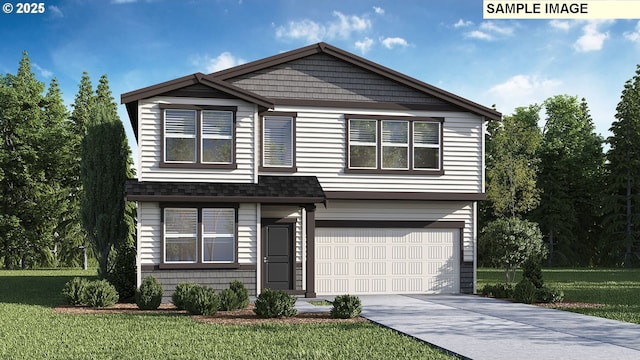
[{"left": 315, "top": 228, "right": 460, "bottom": 295}]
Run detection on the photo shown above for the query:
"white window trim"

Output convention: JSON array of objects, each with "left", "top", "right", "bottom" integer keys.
[
  {"left": 201, "top": 208, "right": 236, "bottom": 263},
  {"left": 164, "top": 208, "right": 198, "bottom": 264},
  {"left": 381, "top": 120, "right": 410, "bottom": 170},
  {"left": 163, "top": 207, "right": 237, "bottom": 264},
  {"left": 201, "top": 110, "right": 234, "bottom": 165},
  {"left": 413, "top": 121, "right": 441, "bottom": 171},
  {"left": 164, "top": 109, "right": 197, "bottom": 164},
  {"left": 262, "top": 116, "right": 294, "bottom": 168},
  {"left": 348, "top": 118, "right": 378, "bottom": 170}
]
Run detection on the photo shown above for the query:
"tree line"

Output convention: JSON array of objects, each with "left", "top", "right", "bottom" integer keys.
[
  {"left": 481, "top": 66, "right": 640, "bottom": 267},
  {"left": 0, "top": 51, "right": 134, "bottom": 292}
]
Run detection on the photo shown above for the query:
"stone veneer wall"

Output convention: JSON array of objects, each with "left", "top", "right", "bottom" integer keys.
[{"left": 141, "top": 269, "right": 256, "bottom": 302}]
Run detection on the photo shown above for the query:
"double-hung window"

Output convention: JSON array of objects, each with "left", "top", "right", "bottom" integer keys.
[
  {"left": 261, "top": 113, "right": 296, "bottom": 171},
  {"left": 346, "top": 115, "right": 443, "bottom": 173},
  {"left": 163, "top": 207, "right": 236, "bottom": 264},
  {"left": 162, "top": 105, "right": 236, "bottom": 168}
]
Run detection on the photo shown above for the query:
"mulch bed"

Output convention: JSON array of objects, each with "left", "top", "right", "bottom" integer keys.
[{"left": 53, "top": 303, "right": 368, "bottom": 325}]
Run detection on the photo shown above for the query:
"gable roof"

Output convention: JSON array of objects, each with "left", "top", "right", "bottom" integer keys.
[
  {"left": 209, "top": 42, "right": 501, "bottom": 121},
  {"left": 121, "top": 42, "right": 501, "bottom": 140},
  {"left": 121, "top": 73, "right": 274, "bottom": 139}
]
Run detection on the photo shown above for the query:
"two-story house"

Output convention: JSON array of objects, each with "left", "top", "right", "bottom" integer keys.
[{"left": 122, "top": 42, "right": 501, "bottom": 299}]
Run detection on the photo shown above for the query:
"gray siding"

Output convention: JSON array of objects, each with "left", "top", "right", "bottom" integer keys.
[
  {"left": 142, "top": 269, "right": 257, "bottom": 301},
  {"left": 460, "top": 262, "right": 474, "bottom": 294},
  {"left": 228, "top": 54, "right": 448, "bottom": 105}
]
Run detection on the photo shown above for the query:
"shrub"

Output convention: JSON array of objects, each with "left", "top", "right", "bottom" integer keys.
[
  {"left": 172, "top": 282, "right": 198, "bottom": 310},
  {"left": 136, "top": 276, "right": 163, "bottom": 310},
  {"left": 230, "top": 280, "right": 249, "bottom": 309},
  {"left": 330, "top": 295, "right": 362, "bottom": 319},
  {"left": 253, "top": 288, "right": 297, "bottom": 318},
  {"left": 522, "top": 256, "right": 544, "bottom": 289},
  {"left": 481, "top": 283, "right": 514, "bottom": 299},
  {"left": 480, "top": 218, "right": 546, "bottom": 283},
  {"left": 536, "top": 286, "right": 564, "bottom": 303},
  {"left": 83, "top": 279, "right": 119, "bottom": 308},
  {"left": 219, "top": 280, "right": 249, "bottom": 311},
  {"left": 184, "top": 285, "right": 220, "bottom": 316},
  {"left": 106, "top": 242, "right": 137, "bottom": 302},
  {"left": 61, "top": 277, "right": 89, "bottom": 305},
  {"left": 514, "top": 278, "right": 537, "bottom": 304}
]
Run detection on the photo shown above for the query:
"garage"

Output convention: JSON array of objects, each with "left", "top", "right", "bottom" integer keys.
[{"left": 315, "top": 228, "right": 460, "bottom": 295}]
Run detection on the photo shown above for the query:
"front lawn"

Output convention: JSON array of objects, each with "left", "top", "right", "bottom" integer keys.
[
  {"left": 0, "top": 270, "right": 454, "bottom": 360},
  {"left": 478, "top": 268, "right": 640, "bottom": 324}
]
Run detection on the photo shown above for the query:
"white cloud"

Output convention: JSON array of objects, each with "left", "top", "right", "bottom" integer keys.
[
  {"left": 381, "top": 37, "right": 408, "bottom": 49},
  {"left": 275, "top": 11, "right": 371, "bottom": 42},
  {"left": 373, "top": 6, "right": 384, "bottom": 15},
  {"left": 454, "top": 19, "right": 473, "bottom": 28},
  {"left": 32, "top": 63, "right": 52, "bottom": 78},
  {"left": 194, "top": 52, "right": 246, "bottom": 73},
  {"left": 112, "top": 0, "right": 138, "bottom": 3},
  {"left": 464, "top": 21, "right": 514, "bottom": 41},
  {"left": 574, "top": 20, "right": 611, "bottom": 52},
  {"left": 489, "top": 74, "right": 562, "bottom": 114},
  {"left": 480, "top": 22, "right": 514, "bottom": 36},
  {"left": 48, "top": 5, "right": 63, "bottom": 17},
  {"left": 624, "top": 21, "right": 640, "bottom": 42},
  {"left": 549, "top": 20, "right": 571, "bottom": 31},
  {"left": 467, "top": 30, "right": 493, "bottom": 41},
  {"left": 355, "top": 37, "right": 374, "bottom": 53}
]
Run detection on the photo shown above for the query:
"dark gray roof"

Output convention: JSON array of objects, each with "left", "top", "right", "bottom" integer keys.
[{"left": 126, "top": 175, "right": 325, "bottom": 204}]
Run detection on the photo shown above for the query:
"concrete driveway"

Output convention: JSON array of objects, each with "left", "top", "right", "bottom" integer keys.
[{"left": 355, "top": 295, "right": 640, "bottom": 360}]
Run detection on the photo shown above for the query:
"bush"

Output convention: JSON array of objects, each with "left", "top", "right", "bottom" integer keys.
[
  {"left": 219, "top": 280, "right": 249, "bottom": 311},
  {"left": 481, "top": 283, "right": 514, "bottom": 299},
  {"left": 514, "top": 278, "right": 537, "bottom": 304},
  {"left": 522, "top": 256, "right": 544, "bottom": 289},
  {"left": 230, "top": 280, "right": 249, "bottom": 309},
  {"left": 83, "top": 279, "right": 119, "bottom": 308},
  {"left": 253, "top": 288, "right": 297, "bottom": 318},
  {"left": 61, "top": 277, "right": 89, "bottom": 305},
  {"left": 106, "top": 242, "right": 137, "bottom": 302},
  {"left": 136, "top": 276, "right": 163, "bottom": 310},
  {"left": 330, "top": 295, "right": 362, "bottom": 319},
  {"left": 536, "top": 286, "right": 564, "bottom": 303},
  {"left": 183, "top": 285, "right": 220, "bottom": 316},
  {"left": 172, "top": 282, "right": 198, "bottom": 310}
]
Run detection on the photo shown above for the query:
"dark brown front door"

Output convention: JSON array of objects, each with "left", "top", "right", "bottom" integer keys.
[{"left": 263, "top": 223, "right": 293, "bottom": 290}]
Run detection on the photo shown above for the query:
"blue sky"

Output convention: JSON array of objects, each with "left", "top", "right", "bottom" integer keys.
[{"left": 2, "top": 0, "right": 640, "bottom": 164}]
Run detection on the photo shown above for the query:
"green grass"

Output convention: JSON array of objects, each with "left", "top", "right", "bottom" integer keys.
[
  {"left": 478, "top": 268, "right": 640, "bottom": 324},
  {"left": 0, "top": 270, "right": 454, "bottom": 360},
  {"left": 308, "top": 300, "right": 332, "bottom": 306}
]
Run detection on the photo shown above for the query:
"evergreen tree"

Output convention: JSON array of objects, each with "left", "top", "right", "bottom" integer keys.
[
  {"left": 533, "top": 95, "right": 605, "bottom": 266},
  {"left": 605, "top": 65, "right": 640, "bottom": 266},
  {"left": 69, "top": 72, "right": 94, "bottom": 269},
  {"left": 81, "top": 103, "right": 130, "bottom": 277}
]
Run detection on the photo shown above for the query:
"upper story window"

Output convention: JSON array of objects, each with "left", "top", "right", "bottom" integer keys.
[
  {"left": 261, "top": 112, "right": 297, "bottom": 172},
  {"left": 346, "top": 115, "right": 443, "bottom": 174},
  {"left": 161, "top": 105, "right": 237, "bottom": 169}
]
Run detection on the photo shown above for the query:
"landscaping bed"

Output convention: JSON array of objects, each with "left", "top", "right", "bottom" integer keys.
[{"left": 53, "top": 302, "right": 368, "bottom": 325}]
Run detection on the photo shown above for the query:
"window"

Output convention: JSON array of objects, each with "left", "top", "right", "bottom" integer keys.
[
  {"left": 349, "top": 119, "right": 377, "bottom": 169},
  {"left": 381, "top": 120, "right": 409, "bottom": 170},
  {"left": 413, "top": 122, "right": 440, "bottom": 170},
  {"left": 346, "top": 115, "right": 442, "bottom": 173},
  {"left": 262, "top": 114, "right": 295, "bottom": 170},
  {"left": 163, "top": 207, "right": 236, "bottom": 264},
  {"left": 162, "top": 105, "right": 236, "bottom": 168},
  {"left": 165, "top": 110, "right": 197, "bottom": 163}
]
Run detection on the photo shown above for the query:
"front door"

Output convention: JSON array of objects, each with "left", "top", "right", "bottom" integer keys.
[{"left": 262, "top": 223, "right": 293, "bottom": 290}]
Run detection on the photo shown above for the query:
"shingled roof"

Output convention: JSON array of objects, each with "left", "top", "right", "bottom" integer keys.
[{"left": 125, "top": 175, "right": 325, "bottom": 204}]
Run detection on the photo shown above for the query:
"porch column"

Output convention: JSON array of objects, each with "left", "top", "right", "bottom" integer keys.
[{"left": 305, "top": 204, "right": 316, "bottom": 298}]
